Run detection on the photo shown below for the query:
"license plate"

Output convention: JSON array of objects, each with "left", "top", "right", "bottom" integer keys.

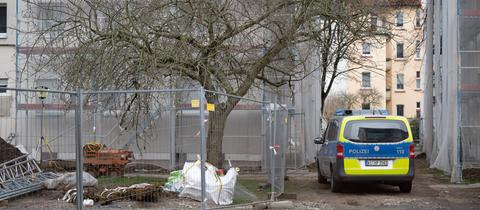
[{"left": 365, "top": 160, "right": 388, "bottom": 166}]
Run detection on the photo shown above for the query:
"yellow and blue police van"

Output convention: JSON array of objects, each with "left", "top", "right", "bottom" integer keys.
[{"left": 314, "top": 109, "right": 415, "bottom": 193}]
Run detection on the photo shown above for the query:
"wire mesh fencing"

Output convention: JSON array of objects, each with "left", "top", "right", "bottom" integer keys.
[
  {"left": 0, "top": 88, "right": 77, "bottom": 209},
  {"left": 0, "top": 87, "right": 288, "bottom": 209}
]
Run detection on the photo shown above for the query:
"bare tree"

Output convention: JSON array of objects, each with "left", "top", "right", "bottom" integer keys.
[
  {"left": 20, "top": 0, "right": 408, "bottom": 167},
  {"left": 357, "top": 88, "right": 383, "bottom": 109},
  {"left": 323, "top": 91, "right": 359, "bottom": 119},
  {"left": 306, "top": 0, "right": 422, "bottom": 127}
]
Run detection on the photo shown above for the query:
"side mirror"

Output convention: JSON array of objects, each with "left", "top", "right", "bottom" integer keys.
[{"left": 314, "top": 137, "right": 325, "bottom": 144}]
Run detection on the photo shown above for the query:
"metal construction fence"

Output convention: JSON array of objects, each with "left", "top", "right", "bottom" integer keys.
[{"left": 0, "top": 87, "right": 289, "bottom": 209}]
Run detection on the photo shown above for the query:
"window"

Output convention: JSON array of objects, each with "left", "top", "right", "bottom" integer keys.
[
  {"left": 36, "top": 3, "right": 64, "bottom": 30},
  {"left": 0, "top": 4, "right": 6, "bottom": 37},
  {"left": 0, "top": 78, "right": 7, "bottom": 93},
  {"left": 416, "top": 71, "right": 421, "bottom": 89},
  {"left": 396, "top": 73, "right": 404, "bottom": 90},
  {"left": 415, "top": 40, "right": 421, "bottom": 59},
  {"left": 396, "top": 104, "right": 404, "bottom": 116},
  {"left": 326, "top": 121, "right": 338, "bottom": 141},
  {"left": 416, "top": 102, "right": 421, "bottom": 118},
  {"left": 362, "top": 103, "right": 371, "bottom": 110},
  {"left": 362, "top": 72, "right": 371, "bottom": 88},
  {"left": 362, "top": 42, "right": 371, "bottom": 55},
  {"left": 370, "top": 16, "right": 378, "bottom": 30},
  {"left": 415, "top": 9, "right": 422, "bottom": 28},
  {"left": 343, "top": 120, "right": 409, "bottom": 143},
  {"left": 396, "top": 11, "right": 404, "bottom": 27},
  {"left": 396, "top": 43, "right": 404, "bottom": 58}
]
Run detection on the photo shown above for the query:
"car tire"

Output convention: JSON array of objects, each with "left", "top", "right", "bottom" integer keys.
[
  {"left": 330, "top": 166, "right": 342, "bottom": 192},
  {"left": 399, "top": 181, "right": 412, "bottom": 193},
  {"left": 317, "top": 160, "right": 328, "bottom": 184}
]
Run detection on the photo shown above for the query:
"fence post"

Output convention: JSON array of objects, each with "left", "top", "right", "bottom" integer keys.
[
  {"left": 270, "top": 98, "right": 277, "bottom": 201},
  {"left": 170, "top": 92, "right": 176, "bottom": 169},
  {"left": 199, "top": 88, "right": 207, "bottom": 210},
  {"left": 75, "top": 90, "right": 84, "bottom": 210}
]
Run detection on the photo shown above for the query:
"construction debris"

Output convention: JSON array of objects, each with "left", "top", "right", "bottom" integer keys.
[
  {"left": 178, "top": 161, "right": 239, "bottom": 205},
  {"left": 61, "top": 188, "right": 78, "bottom": 203},
  {"left": 0, "top": 154, "right": 58, "bottom": 201},
  {"left": 83, "top": 142, "right": 134, "bottom": 177},
  {"left": 164, "top": 170, "right": 183, "bottom": 192},
  {"left": 60, "top": 183, "right": 172, "bottom": 206},
  {"left": 44, "top": 172, "right": 98, "bottom": 190},
  {"left": 91, "top": 183, "right": 175, "bottom": 205},
  {"left": 0, "top": 137, "right": 24, "bottom": 163}
]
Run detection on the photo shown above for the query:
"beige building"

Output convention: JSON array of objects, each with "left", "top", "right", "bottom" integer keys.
[{"left": 346, "top": 1, "right": 423, "bottom": 118}]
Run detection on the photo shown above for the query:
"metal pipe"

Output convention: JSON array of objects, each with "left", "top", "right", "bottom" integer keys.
[
  {"left": 40, "top": 100, "right": 44, "bottom": 167},
  {"left": 14, "top": 0, "right": 19, "bottom": 146},
  {"left": 454, "top": 0, "right": 463, "bottom": 183},
  {"left": 270, "top": 97, "right": 277, "bottom": 201},
  {"left": 82, "top": 89, "right": 198, "bottom": 94},
  {"left": 75, "top": 90, "right": 84, "bottom": 210},
  {"left": 199, "top": 88, "right": 207, "bottom": 210},
  {"left": 424, "top": 0, "right": 434, "bottom": 165},
  {"left": 0, "top": 87, "right": 77, "bottom": 94},
  {"left": 204, "top": 89, "right": 270, "bottom": 104}
]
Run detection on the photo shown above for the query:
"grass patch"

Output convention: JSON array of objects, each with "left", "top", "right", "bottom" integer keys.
[
  {"left": 233, "top": 179, "right": 266, "bottom": 204},
  {"left": 462, "top": 169, "right": 480, "bottom": 184},
  {"left": 97, "top": 176, "right": 166, "bottom": 188},
  {"left": 463, "top": 177, "right": 480, "bottom": 184}
]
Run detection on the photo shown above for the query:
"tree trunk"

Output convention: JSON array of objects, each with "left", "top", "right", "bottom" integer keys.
[
  {"left": 206, "top": 108, "right": 228, "bottom": 168},
  {"left": 204, "top": 95, "right": 240, "bottom": 168}
]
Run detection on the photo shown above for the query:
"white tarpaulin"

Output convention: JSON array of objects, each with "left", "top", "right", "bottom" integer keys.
[
  {"left": 426, "top": 0, "right": 480, "bottom": 182},
  {"left": 178, "top": 161, "right": 238, "bottom": 205}
]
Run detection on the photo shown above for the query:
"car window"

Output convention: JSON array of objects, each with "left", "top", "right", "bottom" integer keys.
[
  {"left": 326, "top": 121, "right": 338, "bottom": 141},
  {"left": 343, "top": 119, "right": 409, "bottom": 143}
]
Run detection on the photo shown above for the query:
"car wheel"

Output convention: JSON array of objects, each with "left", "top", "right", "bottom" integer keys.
[
  {"left": 317, "top": 160, "right": 328, "bottom": 184},
  {"left": 399, "top": 181, "right": 412, "bottom": 193},
  {"left": 330, "top": 166, "right": 342, "bottom": 192}
]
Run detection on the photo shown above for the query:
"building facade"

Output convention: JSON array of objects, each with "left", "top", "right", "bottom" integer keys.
[
  {"left": 346, "top": 1, "right": 424, "bottom": 118},
  {"left": 0, "top": 0, "right": 17, "bottom": 118}
]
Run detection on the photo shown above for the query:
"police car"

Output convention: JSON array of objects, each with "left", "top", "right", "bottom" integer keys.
[{"left": 314, "top": 109, "right": 414, "bottom": 193}]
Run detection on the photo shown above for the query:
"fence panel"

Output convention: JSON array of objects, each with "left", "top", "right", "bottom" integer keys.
[
  {"left": 0, "top": 88, "right": 76, "bottom": 209},
  {"left": 202, "top": 90, "right": 277, "bottom": 207},
  {"left": 0, "top": 87, "right": 285, "bottom": 209}
]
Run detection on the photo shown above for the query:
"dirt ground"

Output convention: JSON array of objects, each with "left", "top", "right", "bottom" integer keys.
[
  {"left": 287, "top": 157, "right": 480, "bottom": 210},
  {"left": 1, "top": 157, "right": 479, "bottom": 210}
]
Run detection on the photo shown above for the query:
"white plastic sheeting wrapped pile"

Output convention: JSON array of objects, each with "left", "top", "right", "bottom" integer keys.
[{"left": 166, "top": 160, "right": 239, "bottom": 205}]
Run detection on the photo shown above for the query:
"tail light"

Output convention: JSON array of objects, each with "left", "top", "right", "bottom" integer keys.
[
  {"left": 337, "top": 144, "right": 344, "bottom": 159},
  {"left": 409, "top": 143, "right": 415, "bottom": 159}
]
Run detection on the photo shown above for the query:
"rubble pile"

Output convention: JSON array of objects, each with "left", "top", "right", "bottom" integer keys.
[
  {"left": 0, "top": 137, "right": 24, "bottom": 163},
  {"left": 87, "top": 183, "right": 175, "bottom": 205}
]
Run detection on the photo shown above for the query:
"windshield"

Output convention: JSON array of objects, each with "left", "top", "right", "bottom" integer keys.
[{"left": 343, "top": 119, "right": 409, "bottom": 143}]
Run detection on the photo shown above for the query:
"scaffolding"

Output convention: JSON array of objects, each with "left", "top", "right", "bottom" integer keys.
[
  {"left": 0, "top": 154, "right": 58, "bottom": 200},
  {"left": 427, "top": 0, "right": 480, "bottom": 182}
]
